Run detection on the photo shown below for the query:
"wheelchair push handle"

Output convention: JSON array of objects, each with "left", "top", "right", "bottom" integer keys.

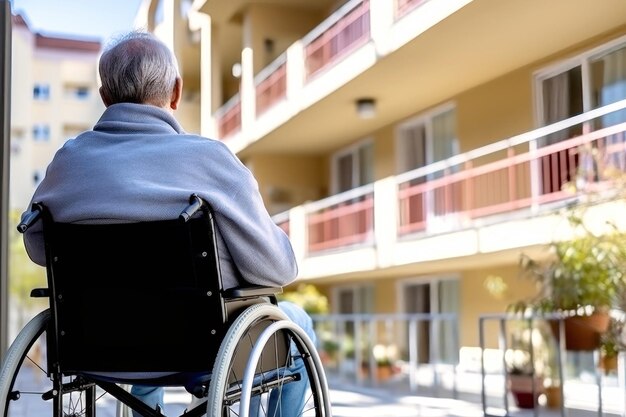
[
  {"left": 179, "top": 194, "right": 206, "bottom": 222},
  {"left": 17, "top": 204, "right": 43, "bottom": 233}
]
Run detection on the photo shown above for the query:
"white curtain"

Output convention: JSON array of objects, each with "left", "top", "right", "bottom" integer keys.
[
  {"left": 401, "top": 123, "right": 426, "bottom": 173},
  {"left": 542, "top": 71, "right": 570, "bottom": 145},
  {"left": 432, "top": 109, "right": 458, "bottom": 165}
]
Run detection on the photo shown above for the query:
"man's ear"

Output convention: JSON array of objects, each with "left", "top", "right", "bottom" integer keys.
[
  {"left": 170, "top": 77, "right": 183, "bottom": 110},
  {"left": 99, "top": 86, "right": 111, "bottom": 107}
]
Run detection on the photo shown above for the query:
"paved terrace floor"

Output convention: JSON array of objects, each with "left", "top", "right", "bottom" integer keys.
[{"left": 7, "top": 367, "right": 625, "bottom": 416}]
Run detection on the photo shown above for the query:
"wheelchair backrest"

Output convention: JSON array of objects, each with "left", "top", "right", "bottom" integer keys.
[{"left": 38, "top": 197, "right": 231, "bottom": 374}]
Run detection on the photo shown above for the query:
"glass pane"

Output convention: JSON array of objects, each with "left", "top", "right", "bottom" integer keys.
[
  {"left": 541, "top": 67, "right": 583, "bottom": 145},
  {"left": 337, "top": 153, "right": 353, "bottom": 192},
  {"left": 338, "top": 289, "right": 354, "bottom": 314},
  {"left": 401, "top": 124, "right": 427, "bottom": 173},
  {"left": 358, "top": 143, "right": 374, "bottom": 186},
  {"left": 431, "top": 109, "right": 457, "bottom": 163},
  {"left": 591, "top": 45, "right": 626, "bottom": 127}
]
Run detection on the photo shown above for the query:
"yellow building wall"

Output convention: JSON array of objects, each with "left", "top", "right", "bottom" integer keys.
[
  {"left": 373, "top": 279, "right": 396, "bottom": 314},
  {"left": 245, "top": 154, "right": 326, "bottom": 214},
  {"left": 457, "top": 69, "right": 533, "bottom": 152},
  {"left": 246, "top": 4, "right": 325, "bottom": 73},
  {"left": 460, "top": 265, "right": 538, "bottom": 349},
  {"left": 372, "top": 124, "right": 396, "bottom": 179}
]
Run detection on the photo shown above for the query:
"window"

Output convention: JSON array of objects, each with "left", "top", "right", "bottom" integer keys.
[
  {"left": 399, "top": 277, "right": 459, "bottom": 364},
  {"left": 395, "top": 105, "right": 461, "bottom": 232},
  {"left": 33, "top": 83, "right": 50, "bottom": 100},
  {"left": 537, "top": 37, "right": 626, "bottom": 133},
  {"left": 32, "top": 124, "right": 50, "bottom": 141},
  {"left": 33, "top": 170, "right": 44, "bottom": 186},
  {"left": 334, "top": 285, "right": 373, "bottom": 314},
  {"left": 535, "top": 36, "right": 626, "bottom": 192},
  {"left": 396, "top": 105, "right": 458, "bottom": 175},
  {"left": 65, "top": 86, "right": 90, "bottom": 100},
  {"left": 75, "top": 87, "right": 89, "bottom": 99},
  {"left": 331, "top": 139, "right": 374, "bottom": 194}
]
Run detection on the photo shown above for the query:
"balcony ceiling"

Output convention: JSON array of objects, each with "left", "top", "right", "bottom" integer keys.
[
  {"left": 195, "top": 0, "right": 337, "bottom": 24},
  {"left": 238, "top": 0, "right": 626, "bottom": 158}
]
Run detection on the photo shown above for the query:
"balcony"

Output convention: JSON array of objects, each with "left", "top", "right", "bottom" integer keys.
[
  {"left": 302, "top": 0, "right": 371, "bottom": 81},
  {"left": 274, "top": 100, "right": 626, "bottom": 278},
  {"left": 209, "top": 0, "right": 626, "bottom": 155}
]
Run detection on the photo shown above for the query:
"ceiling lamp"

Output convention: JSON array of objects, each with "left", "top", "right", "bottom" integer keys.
[{"left": 356, "top": 97, "right": 376, "bottom": 119}]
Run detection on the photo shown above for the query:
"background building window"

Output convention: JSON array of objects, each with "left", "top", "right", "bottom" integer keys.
[
  {"left": 65, "top": 85, "right": 90, "bottom": 100},
  {"left": 331, "top": 139, "right": 374, "bottom": 194},
  {"left": 75, "top": 87, "right": 89, "bottom": 99},
  {"left": 32, "top": 124, "right": 50, "bottom": 142},
  {"left": 33, "top": 83, "right": 50, "bottom": 100},
  {"left": 32, "top": 170, "right": 44, "bottom": 186}
]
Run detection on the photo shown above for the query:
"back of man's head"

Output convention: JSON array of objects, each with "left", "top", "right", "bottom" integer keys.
[{"left": 99, "top": 31, "right": 179, "bottom": 107}]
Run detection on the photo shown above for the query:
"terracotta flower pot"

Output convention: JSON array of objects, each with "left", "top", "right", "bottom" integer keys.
[
  {"left": 600, "top": 354, "right": 618, "bottom": 374},
  {"left": 549, "top": 312, "right": 610, "bottom": 351},
  {"left": 545, "top": 385, "right": 562, "bottom": 409},
  {"left": 507, "top": 374, "right": 544, "bottom": 409}
]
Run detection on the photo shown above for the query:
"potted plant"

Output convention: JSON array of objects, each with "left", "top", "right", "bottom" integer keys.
[
  {"left": 510, "top": 211, "right": 626, "bottom": 351},
  {"left": 361, "top": 344, "right": 398, "bottom": 381},
  {"left": 599, "top": 316, "right": 624, "bottom": 374},
  {"left": 505, "top": 348, "right": 544, "bottom": 409}
]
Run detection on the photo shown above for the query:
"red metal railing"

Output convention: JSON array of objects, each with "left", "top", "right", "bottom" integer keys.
[
  {"left": 307, "top": 188, "right": 374, "bottom": 253},
  {"left": 217, "top": 95, "right": 241, "bottom": 139},
  {"left": 397, "top": 119, "right": 626, "bottom": 235},
  {"left": 304, "top": 0, "right": 371, "bottom": 80},
  {"left": 255, "top": 61, "right": 287, "bottom": 117},
  {"left": 274, "top": 103, "right": 626, "bottom": 254},
  {"left": 395, "top": 0, "right": 429, "bottom": 19}
]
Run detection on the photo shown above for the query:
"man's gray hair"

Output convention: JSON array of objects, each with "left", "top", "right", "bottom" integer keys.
[{"left": 99, "top": 31, "right": 179, "bottom": 106}]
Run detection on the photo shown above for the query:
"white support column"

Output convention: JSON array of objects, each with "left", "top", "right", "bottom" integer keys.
[
  {"left": 188, "top": 11, "right": 215, "bottom": 138},
  {"left": 288, "top": 205, "right": 307, "bottom": 271},
  {"left": 160, "top": 0, "right": 175, "bottom": 52},
  {"left": 240, "top": 46, "right": 256, "bottom": 134},
  {"left": 374, "top": 176, "right": 398, "bottom": 268},
  {"left": 286, "top": 41, "right": 305, "bottom": 102},
  {"left": 369, "top": 0, "right": 394, "bottom": 56}
]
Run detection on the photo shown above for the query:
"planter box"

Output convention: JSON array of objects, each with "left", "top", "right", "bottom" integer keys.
[
  {"left": 507, "top": 374, "right": 544, "bottom": 409},
  {"left": 548, "top": 312, "right": 610, "bottom": 351}
]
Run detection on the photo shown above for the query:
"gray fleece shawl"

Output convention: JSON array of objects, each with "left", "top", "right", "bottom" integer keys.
[{"left": 22, "top": 103, "right": 297, "bottom": 289}]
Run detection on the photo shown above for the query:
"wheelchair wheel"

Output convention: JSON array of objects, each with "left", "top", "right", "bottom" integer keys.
[
  {"left": 0, "top": 309, "right": 113, "bottom": 417},
  {"left": 207, "top": 303, "right": 331, "bottom": 417}
]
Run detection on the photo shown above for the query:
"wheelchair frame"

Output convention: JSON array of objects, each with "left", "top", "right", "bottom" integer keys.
[{"left": 0, "top": 194, "right": 331, "bottom": 417}]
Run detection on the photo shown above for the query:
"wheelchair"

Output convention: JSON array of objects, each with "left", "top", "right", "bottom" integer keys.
[{"left": 0, "top": 194, "right": 331, "bottom": 417}]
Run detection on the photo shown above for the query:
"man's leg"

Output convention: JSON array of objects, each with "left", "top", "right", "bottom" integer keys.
[{"left": 130, "top": 385, "right": 164, "bottom": 417}]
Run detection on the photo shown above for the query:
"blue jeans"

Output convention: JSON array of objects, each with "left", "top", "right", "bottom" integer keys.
[{"left": 131, "top": 301, "right": 317, "bottom": 417}]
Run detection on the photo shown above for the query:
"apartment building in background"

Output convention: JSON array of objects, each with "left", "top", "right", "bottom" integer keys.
[
  {"left": 133, "top": 0, "right": 626, "bottom": 371},
  {"left": 10, "top": 13, "right": 103, "bottom": 213}
]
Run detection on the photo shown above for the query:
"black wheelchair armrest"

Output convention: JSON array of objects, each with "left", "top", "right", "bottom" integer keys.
[
  {"left": 17, "top": 205, "right": 43, "bottom": 233},
  {"left": 30, "top": 288, "right": 50, "bottom": 298},
  {"left": 223, "top": 285, "right": 283, "bottom": 300}
]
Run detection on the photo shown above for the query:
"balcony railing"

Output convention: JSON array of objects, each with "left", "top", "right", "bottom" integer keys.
[
  {"left": 397, "top": 107, "right": 626, "bottom": 236},
  {"left": 312, "top": 312, "right": 459, "bottom": 391},
  {"left": 216, "top": 94, "right": 241, "bottom": 139},
  {"left": 303, "top": 0, "right": 371, "bottom": 80},
  {"left": 395, "top": 0, "right": 429, "bottom": 19},
  {"left": 306, "top": 184, "right": 375, "bottom": 253},
  {"left": 272, "top": 210, "right": 290, "bottom": 236},
  {"left": 274, "top": 100, "right": 626, "bottom": 255},
  {"left": 255, "top": 54, "right": 287, "bottom": 117}
]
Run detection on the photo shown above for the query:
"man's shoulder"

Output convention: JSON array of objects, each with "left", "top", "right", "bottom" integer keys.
[{"left": 178, "top": 134, "right": 233, "bottom": 152}]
